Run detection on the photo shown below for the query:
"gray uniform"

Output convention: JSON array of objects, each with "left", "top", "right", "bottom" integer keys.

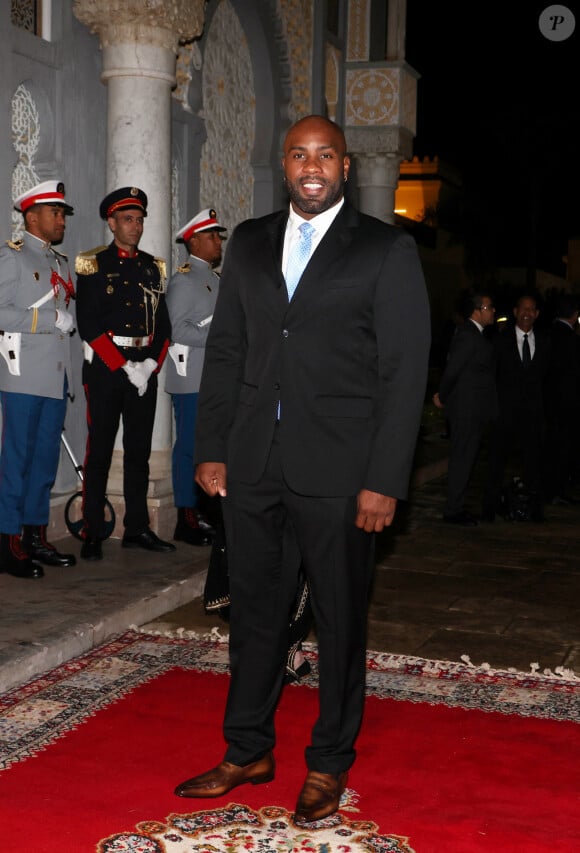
[
  {"left": 165, "top": 256, "right": 219, "bottom": 394},
  {"left": 0, "top": 232, "right": 74, "bottom": 398}
]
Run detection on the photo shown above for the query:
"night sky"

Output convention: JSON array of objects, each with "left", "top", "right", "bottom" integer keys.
[{"left": 405, "top": 1, "right": 580, "bottom": 278}]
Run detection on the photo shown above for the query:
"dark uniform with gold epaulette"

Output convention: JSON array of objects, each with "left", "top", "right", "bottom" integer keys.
[{"left": 76, "top": 239, "right": 170, "bottom": 541}]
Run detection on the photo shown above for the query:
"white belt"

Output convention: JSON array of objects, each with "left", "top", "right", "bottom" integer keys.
[{"left": 111, "top": 334, "right": 152, "bottom": 348}]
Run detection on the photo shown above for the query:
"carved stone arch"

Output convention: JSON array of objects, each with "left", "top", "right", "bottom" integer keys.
[{"left": 197, "top": 0, "right": 294, "bottom": 218}]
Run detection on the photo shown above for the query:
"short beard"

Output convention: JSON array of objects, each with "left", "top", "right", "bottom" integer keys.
[{"left": 284, "top": 177, "right": 344, "bottom": 216}]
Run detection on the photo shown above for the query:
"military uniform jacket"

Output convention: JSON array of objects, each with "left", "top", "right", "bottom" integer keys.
[
  {"left": 164, "top": 255, "right": 219, "bottom": 394},
  {"left": 75, "top": 242, "right": 170, "bottom": 371},
  {"left": 0, "top": 231, "right": 75, "bottom": 399}
]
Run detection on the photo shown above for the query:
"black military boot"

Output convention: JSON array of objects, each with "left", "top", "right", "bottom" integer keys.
[
  {"left": 21, "top": 525, "right": 76, "bottom": 567},
  {"left": 173, "top": 507, "right": 214, "bottom": 546},
  {"left": 0, "top": 533, "right": 44, "bottom": 579}
]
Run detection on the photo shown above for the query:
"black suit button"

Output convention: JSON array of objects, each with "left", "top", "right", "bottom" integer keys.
[
  {"left": 274, "top": 382, "right": 280, "bottom": 390},
  {"left": 282, "top": 329, "right": 289, "bottom": 338}
]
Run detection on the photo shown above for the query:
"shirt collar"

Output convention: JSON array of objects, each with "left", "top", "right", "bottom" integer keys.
[
  {"left": 25, "top": 231, "right": 52, "bottom": 252},
  {"left": 287, "top": 197, "right": 345, "bottom": 235},
  {"left": 189, "top": 253, "right": 213, "bottom": 269},
  {"left": 515, "top": 325, "right": 534, "bottom": 341}
]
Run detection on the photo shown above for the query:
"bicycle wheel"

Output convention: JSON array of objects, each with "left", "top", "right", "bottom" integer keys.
[{"left": 64, "top": 491, "right": 116, "bottom": 540}]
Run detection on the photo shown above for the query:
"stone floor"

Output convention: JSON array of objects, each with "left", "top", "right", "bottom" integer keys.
[{"left": 2, "top": 431, "right": 579, "bottom": 696}]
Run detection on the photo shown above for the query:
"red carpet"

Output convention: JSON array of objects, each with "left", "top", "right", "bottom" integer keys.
[{"left": 1, "top": 631, "right": 579, "bottom": 852}]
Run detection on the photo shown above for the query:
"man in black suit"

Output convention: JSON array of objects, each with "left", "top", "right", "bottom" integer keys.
[
  {"left": 174, "top": 116, "right": 430, "bottom": 822},
  {"left": 543, "top": 294, "right": 580, "bottom": 503},
  {"left": 482, "top": 294, "right": 550, "bottom": 522},
  {"left": 433, "top": 290, "right": 497, "bottom": 525}
]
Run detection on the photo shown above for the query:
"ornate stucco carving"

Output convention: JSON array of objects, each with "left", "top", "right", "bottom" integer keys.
[
  {"left": 346, "top": 67, "right": 399, "bottom": 126},
  {"left": 11, "top": 84, "right": 41, "bottom": 240},
  {"left": 345, "top": 125, "right": 413, "bottom": 161},
  {"left": 199, "top": 0, "right": 254, "bottom": 232},
  {"left": 173, "top": 41, "right": 203, "bottom": 111},
  {"left": 346, "top": 0, "right": 371, "bottom": 62},
  {"left": 72, "top": 0, "right": 206, "bottom": 50},
  {"left": 279, "top": 0, "right": 312, "bottom": 120},
  {"left": 11, "top": 0, "right": 36, "bottom": 34}
]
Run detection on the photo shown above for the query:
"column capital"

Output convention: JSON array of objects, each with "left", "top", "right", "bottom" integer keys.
[
  {"left": 73, "top": 0, "right": 205, "bottom": 50},
  {"left": 353, "top": 151, "right": 403, "bottom": 189}
]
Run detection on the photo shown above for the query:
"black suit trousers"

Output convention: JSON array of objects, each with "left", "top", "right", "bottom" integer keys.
[
  {"left": 82, "top": 359, "right": 157, "bottom": 537},
  {"left": 445, "top": 413, "right": 489, "bottom": 516},
  {"left": 221, "top": 427, "right": 374, "bottom": 774},
  {"left": 483, "top": 410, "right": 544, "bottom": 512}
]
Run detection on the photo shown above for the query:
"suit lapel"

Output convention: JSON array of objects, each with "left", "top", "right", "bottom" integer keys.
[
  {"left": 286, "top": 203, "right": 357, "bottom": 312},
  {"left": 264, "top": 213, "right": 288, "bottom": 288}
]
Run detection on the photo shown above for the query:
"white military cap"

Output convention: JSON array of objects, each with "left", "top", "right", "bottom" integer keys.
[
  {"left": 14, "top": 180, "right": 74, "bottom": 214},
  {"left": 176, "top": 208, "right": 226, "bottom": 243}
]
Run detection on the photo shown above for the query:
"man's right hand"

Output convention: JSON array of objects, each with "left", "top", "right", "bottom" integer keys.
[{"left": 196, "top": 462, "right": 227, "bottom": 497}]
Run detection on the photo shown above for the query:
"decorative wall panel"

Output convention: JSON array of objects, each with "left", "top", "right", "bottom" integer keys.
[
  {"left": 345, "top": 67, "right": 399, "bottom": 126},
  {"left": 346, "top": 0, "right": 370, "bottom": 62},
  {"left": 11, "top": 0, "right": 38, "bottom": 34},
  {"left": 199, "top": 0, "right": 255, "bottom": 231},
  {"left": 280, "top": 0, "right": 312, "bottom": 120}
]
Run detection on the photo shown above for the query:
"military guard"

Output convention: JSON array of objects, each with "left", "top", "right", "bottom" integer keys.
[
  {"left": 75, "top": 186, "right": 175, "bottom": 561},
  {"left": 165, "top": 208, "right": 226, "bottom": 546},
  {"left": 0, "top": 180, "right": 77, "bottom": 579}
]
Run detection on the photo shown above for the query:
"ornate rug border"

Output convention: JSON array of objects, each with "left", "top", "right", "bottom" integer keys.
[{"left": 1, "top": 628, "right": 578, "bottom": 771}]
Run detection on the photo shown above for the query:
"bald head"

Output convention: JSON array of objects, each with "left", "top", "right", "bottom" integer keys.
[{"left": 282, "top": 115, "right": 350, "bottom": 218}]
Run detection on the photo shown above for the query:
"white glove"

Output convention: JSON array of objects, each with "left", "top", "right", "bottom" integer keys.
[
  {"left": 55, "top": 309, "right": 75, "bottom": 334},
  {"left": 124, "top": 358, "right": 157, "bottom": 397}
]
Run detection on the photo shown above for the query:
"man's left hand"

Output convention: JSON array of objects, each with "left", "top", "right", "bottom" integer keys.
[{"left": 355, "top": 489, "right": 397, "bottom": 532}]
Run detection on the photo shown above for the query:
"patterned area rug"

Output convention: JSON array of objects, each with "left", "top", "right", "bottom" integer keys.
[
  {"left": 1, "top": 628, "right": 578, "bottom": 772},
  {"left": 2, "top": 630, "right": 580, "bottom": 852},
  {"left": 97, "top": 804, "right": 416, "bottom": 852}
]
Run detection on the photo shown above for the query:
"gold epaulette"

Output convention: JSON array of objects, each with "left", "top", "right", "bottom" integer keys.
[
  {"left": 75, "top": 245, "right": 107, "bottom": 275},
  {"left": 176, "top": 263, "right": 191, "bottom": 274},
  {"left": 154, "top": 257, "right": 167, "bottom": 286},
  {"left": 6, "top": 240, "right": 23, "bottom": 251}
]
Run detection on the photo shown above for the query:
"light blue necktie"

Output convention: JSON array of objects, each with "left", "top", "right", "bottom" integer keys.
[{"left": 285, "top": 221, "right": 314, "bottom": 300}]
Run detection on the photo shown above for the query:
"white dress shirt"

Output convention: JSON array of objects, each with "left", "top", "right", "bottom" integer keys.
[
  {"left": 282, "top": 198, "right": 345, "bottom": 279},
  {"left": 515, "top": 325, "right": 535, "bottom": 360}
]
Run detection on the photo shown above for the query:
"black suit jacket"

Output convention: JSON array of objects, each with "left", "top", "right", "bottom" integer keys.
[
  {"left": 438, "top": 320, "right": 498, "bottom": 422},
  {"left": 493, "top": 326, "right": 550, "bottom": 419},
  {"left": 195, "top": 202, "right": 431, "bottom": 500}
]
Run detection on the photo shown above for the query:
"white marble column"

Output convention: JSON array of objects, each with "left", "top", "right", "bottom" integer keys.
[
  {"left": 353, "top": 152, "right": 402, "bottom": 224},
  {"left": 73, "top": 0, "right": 205, "bottom": 535}
]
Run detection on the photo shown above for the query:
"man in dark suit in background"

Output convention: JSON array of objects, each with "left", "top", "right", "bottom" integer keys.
[
  {"left": 482, "top": 293, "right": 550, "bottom": 522},
  {"left": 433, "top": 290, "right": 497, "bottom": 525},
  {"left": 174, "top": 115, "right": 430, "bottom": 823},
  {"left": 543, "top": 293, "right": 580, "bottom": 504}
]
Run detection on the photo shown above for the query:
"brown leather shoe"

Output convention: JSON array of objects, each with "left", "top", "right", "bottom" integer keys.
[
  {"left": 174, "top": 752, "right": 275, "bottom": 798},
  {"left": 294, "top": 770, "right": 348, "bottom": 823}
]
